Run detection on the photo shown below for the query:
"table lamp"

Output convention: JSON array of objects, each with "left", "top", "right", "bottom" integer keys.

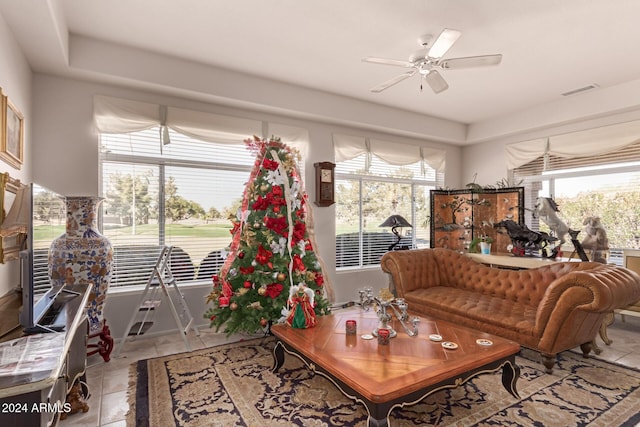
[{"left": 379, "top": 215, "right": 412, "bottom": 251}]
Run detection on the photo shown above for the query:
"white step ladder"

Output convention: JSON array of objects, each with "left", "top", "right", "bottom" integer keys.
[{"left": 115, "top": 245, "right": 200, "bottom": 358}]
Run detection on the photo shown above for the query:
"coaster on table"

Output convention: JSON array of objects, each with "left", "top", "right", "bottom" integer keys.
[
  {"left": 361, "top": 334, "right": 374, "bottom": 340},
  {"left": 441, "top": 341, "right": 458, "bottom": 350},
  {"left": 476, "top": 339, "right": 493, "bottom": 346},
  {"left": 428, "top": 334, "right": 443, "bottom": 342}
]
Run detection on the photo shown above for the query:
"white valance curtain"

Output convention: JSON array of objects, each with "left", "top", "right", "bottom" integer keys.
[
  {"left": 93, "top": 95, "right": 309, "bottom": 147},
  {"left": 505, "top": 120, "right": 640, "bottom": 170},
  {"left": 332, "top": 133, "right": 446, "bottom": 173}
]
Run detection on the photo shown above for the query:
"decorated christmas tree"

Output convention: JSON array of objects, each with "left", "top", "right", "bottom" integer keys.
[{"left": 205, "top": 136, "right": 332, "bottom": 334}]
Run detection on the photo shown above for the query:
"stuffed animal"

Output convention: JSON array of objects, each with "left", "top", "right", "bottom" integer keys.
[{"left": 581, "top": 216, "right": 609, "bottom": 263}]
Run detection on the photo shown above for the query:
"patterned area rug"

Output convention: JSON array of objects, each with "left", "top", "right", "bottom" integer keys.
[{"left": 127, "top": 336, "right": 640, "bottom": 426}]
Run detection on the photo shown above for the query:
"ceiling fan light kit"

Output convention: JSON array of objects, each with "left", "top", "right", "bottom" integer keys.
[
  {"left": 363, "top": 28, "right": 502, "bottom": 94},
  {"left": 424, "top": 71, "right": 448, "bottom": 94}
]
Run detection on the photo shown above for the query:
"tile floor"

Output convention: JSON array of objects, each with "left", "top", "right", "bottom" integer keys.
[
  {"left": 59, "top": 327, "right": 258, "bottom": 427},
  {"left": 59, "top": 315, "right": 640, "bottom": 427}
]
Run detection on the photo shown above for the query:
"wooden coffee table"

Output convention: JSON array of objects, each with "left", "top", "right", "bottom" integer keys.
[{"left": 271, "top": 308, "right": 520, "bottom": 427}]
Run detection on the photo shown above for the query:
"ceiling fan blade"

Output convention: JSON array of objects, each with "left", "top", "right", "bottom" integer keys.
[
  {"left": 362, "top": 57, "right": 413, "bottom": 67},
  {"left": 427, "top": 28, "right": 461, "bottom": 59},
  {"left": 370, "top": 70, "right": 417, "bottom": 93},
  {"left": 425, "top": 70, "right": 449, "bottom": 94},
  {"left": 440, "top": 54, "right": 503, "bottom": 69}
]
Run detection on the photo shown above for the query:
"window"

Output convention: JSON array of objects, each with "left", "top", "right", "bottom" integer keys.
[
  {"left": 32, "top": 186, "right": 66, "bottom": 295},
  {"left": 335, "top": 154, "right": 437, "bottom": 268},
  {"left": 513, "top": 141, "right": 640, "bottom": 262},
  {"left": 100, "top": 128, "right": 254, "bottom": 287}
]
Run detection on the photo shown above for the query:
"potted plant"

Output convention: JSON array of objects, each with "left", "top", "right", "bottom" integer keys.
[
  {"left": 469, "top": 235, "right": 493, "bottom": 254},
  {"left": 479, "top": 235, "right": 493, "bottom": 254},
  {"left": 470, "top": 235, "right": 494, "bottom": 254}
]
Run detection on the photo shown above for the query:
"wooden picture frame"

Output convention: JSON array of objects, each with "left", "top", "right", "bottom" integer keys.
[
  {"left": 0, "top": 172, "right": 26, "bottom": 263},
  {"left": 0, "top": 88, "right": 25, "bottom": 170}
]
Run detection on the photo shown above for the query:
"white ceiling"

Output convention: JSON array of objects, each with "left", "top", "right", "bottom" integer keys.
[{"left": 3, "top": 0, "right": 640, "bottom": 144}]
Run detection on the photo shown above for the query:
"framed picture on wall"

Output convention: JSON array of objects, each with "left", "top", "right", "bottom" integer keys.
[
  {"left": 0, "top": 88, "right": 25, "bottom": 170},
  {"left": 0, "top": 172, "right": 26, "bottom": 263}
]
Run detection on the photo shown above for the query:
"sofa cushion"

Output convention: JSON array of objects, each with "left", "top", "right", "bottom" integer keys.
[
  {"left": 404, "top": 287, "right": 537, "bottom": 336},
  {"left": 432, "top": 250, "right": 597, "bottom": 308}
]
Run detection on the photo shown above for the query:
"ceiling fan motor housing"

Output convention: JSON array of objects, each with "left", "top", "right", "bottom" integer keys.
[
  {"left": 409, "top": 48, "right": 429, "bottom": 63},
  {"left": 418, "top": 64, "right": 433, "bottom": 75}
]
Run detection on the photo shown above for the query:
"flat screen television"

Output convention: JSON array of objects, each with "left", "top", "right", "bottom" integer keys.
[{"left": 18, "top": 183, "right": 67, "bottom": 333}]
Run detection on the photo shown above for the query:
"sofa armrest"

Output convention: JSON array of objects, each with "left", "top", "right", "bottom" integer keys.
[
  {"left": 535, "top": 263, "right": 640, "bottom": 333},
  {"left": 380, "top": 249, "right": 444, "bottom": 297}
]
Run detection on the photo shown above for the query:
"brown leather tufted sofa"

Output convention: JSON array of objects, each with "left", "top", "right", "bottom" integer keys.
[{"left": 380, "top": 248, "right": 640, "bottom": 373}]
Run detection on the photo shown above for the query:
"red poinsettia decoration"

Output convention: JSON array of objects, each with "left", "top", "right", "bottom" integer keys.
[
  {"left": 272, "top": 186, "right": 283, "bottom": 197},
  {"left": 265, "top": 216, "right": 288, "bottom": 235},
  {"left": 263, "top": 158, "right": 280, "bottom": 170},
  {"left": 292, "top": 254, "right": 306, "bottom": 272},
  {"left": 239, "top": 265, "right": 255, "bottom": 274},
  {"left": 252, "top": 191, "right": 286, "bottom": 211},
  {"left": 256, "top": 245, "right": 273, "bottom": 265},
  {"left": 292, "top": 221, "right": 306, "bottom": 243},
  {"left": 265, "top": 283, "right": 283, "bottom": 298},
  {"left": 252, "top": 195, "right": 270, "bottom": 211},
  {"left": 270, "top": 195, "right": 286, "bottom": 208}
]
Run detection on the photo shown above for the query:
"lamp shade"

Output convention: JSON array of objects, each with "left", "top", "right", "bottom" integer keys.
[{"left": 379, "top": 215, "right": 412, "bottom": 228}]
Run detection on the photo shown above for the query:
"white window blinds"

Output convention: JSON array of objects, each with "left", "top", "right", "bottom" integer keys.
[
  {"left": 334, "top": 136, "right": 439, "bottom": 269},
  {"left": 95, "top": 96, "right": 310, "bottom": 287},
  {"left": 512, "top": 133, "right": 640, "bottom": 255},
  {"left": 505, "top": 119, "right": 640, "bottom": 170}
]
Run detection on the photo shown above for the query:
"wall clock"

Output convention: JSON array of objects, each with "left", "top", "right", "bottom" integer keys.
[{"left": 314, "top": 162, "right": 335, "bottom": 207}]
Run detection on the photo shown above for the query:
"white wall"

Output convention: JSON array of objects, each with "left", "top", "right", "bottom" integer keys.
[
  {"left": 20, "top": 59, "right": 640, "bottom": 339},
  {"left": 460, "top": 139, "right": 511, "bottom": 186},
  {"left": 0, "top": 13, "right": 32, "bottom": 297},
  {"left": 31, "top": 73, "right": 462, "bottom": 337}
]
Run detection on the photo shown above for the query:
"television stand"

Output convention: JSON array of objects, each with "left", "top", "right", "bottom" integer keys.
[
  {"left": 23, "top": 323, "right": 66, "bottom": 334},
  {"left": 0, "top": 283, "right": 91, "bottom": 426}
]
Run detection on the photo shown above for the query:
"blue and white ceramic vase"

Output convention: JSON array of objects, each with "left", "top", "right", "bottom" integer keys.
[{"left": 49, "top": 196, "right": 113, "bottom": 332}]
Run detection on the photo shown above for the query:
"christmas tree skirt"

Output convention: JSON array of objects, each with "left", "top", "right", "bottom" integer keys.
[{"left": 127, "top": 337, "right": 640, "bottom": 426}]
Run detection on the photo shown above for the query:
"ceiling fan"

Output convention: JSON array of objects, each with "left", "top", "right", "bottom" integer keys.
[{"left": 363, "top": 28, "right": 502, "bottom": 94}]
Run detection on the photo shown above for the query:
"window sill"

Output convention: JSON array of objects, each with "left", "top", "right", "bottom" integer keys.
[{"left": 336, "top": 265, "right": 381, "bottom": 274}]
